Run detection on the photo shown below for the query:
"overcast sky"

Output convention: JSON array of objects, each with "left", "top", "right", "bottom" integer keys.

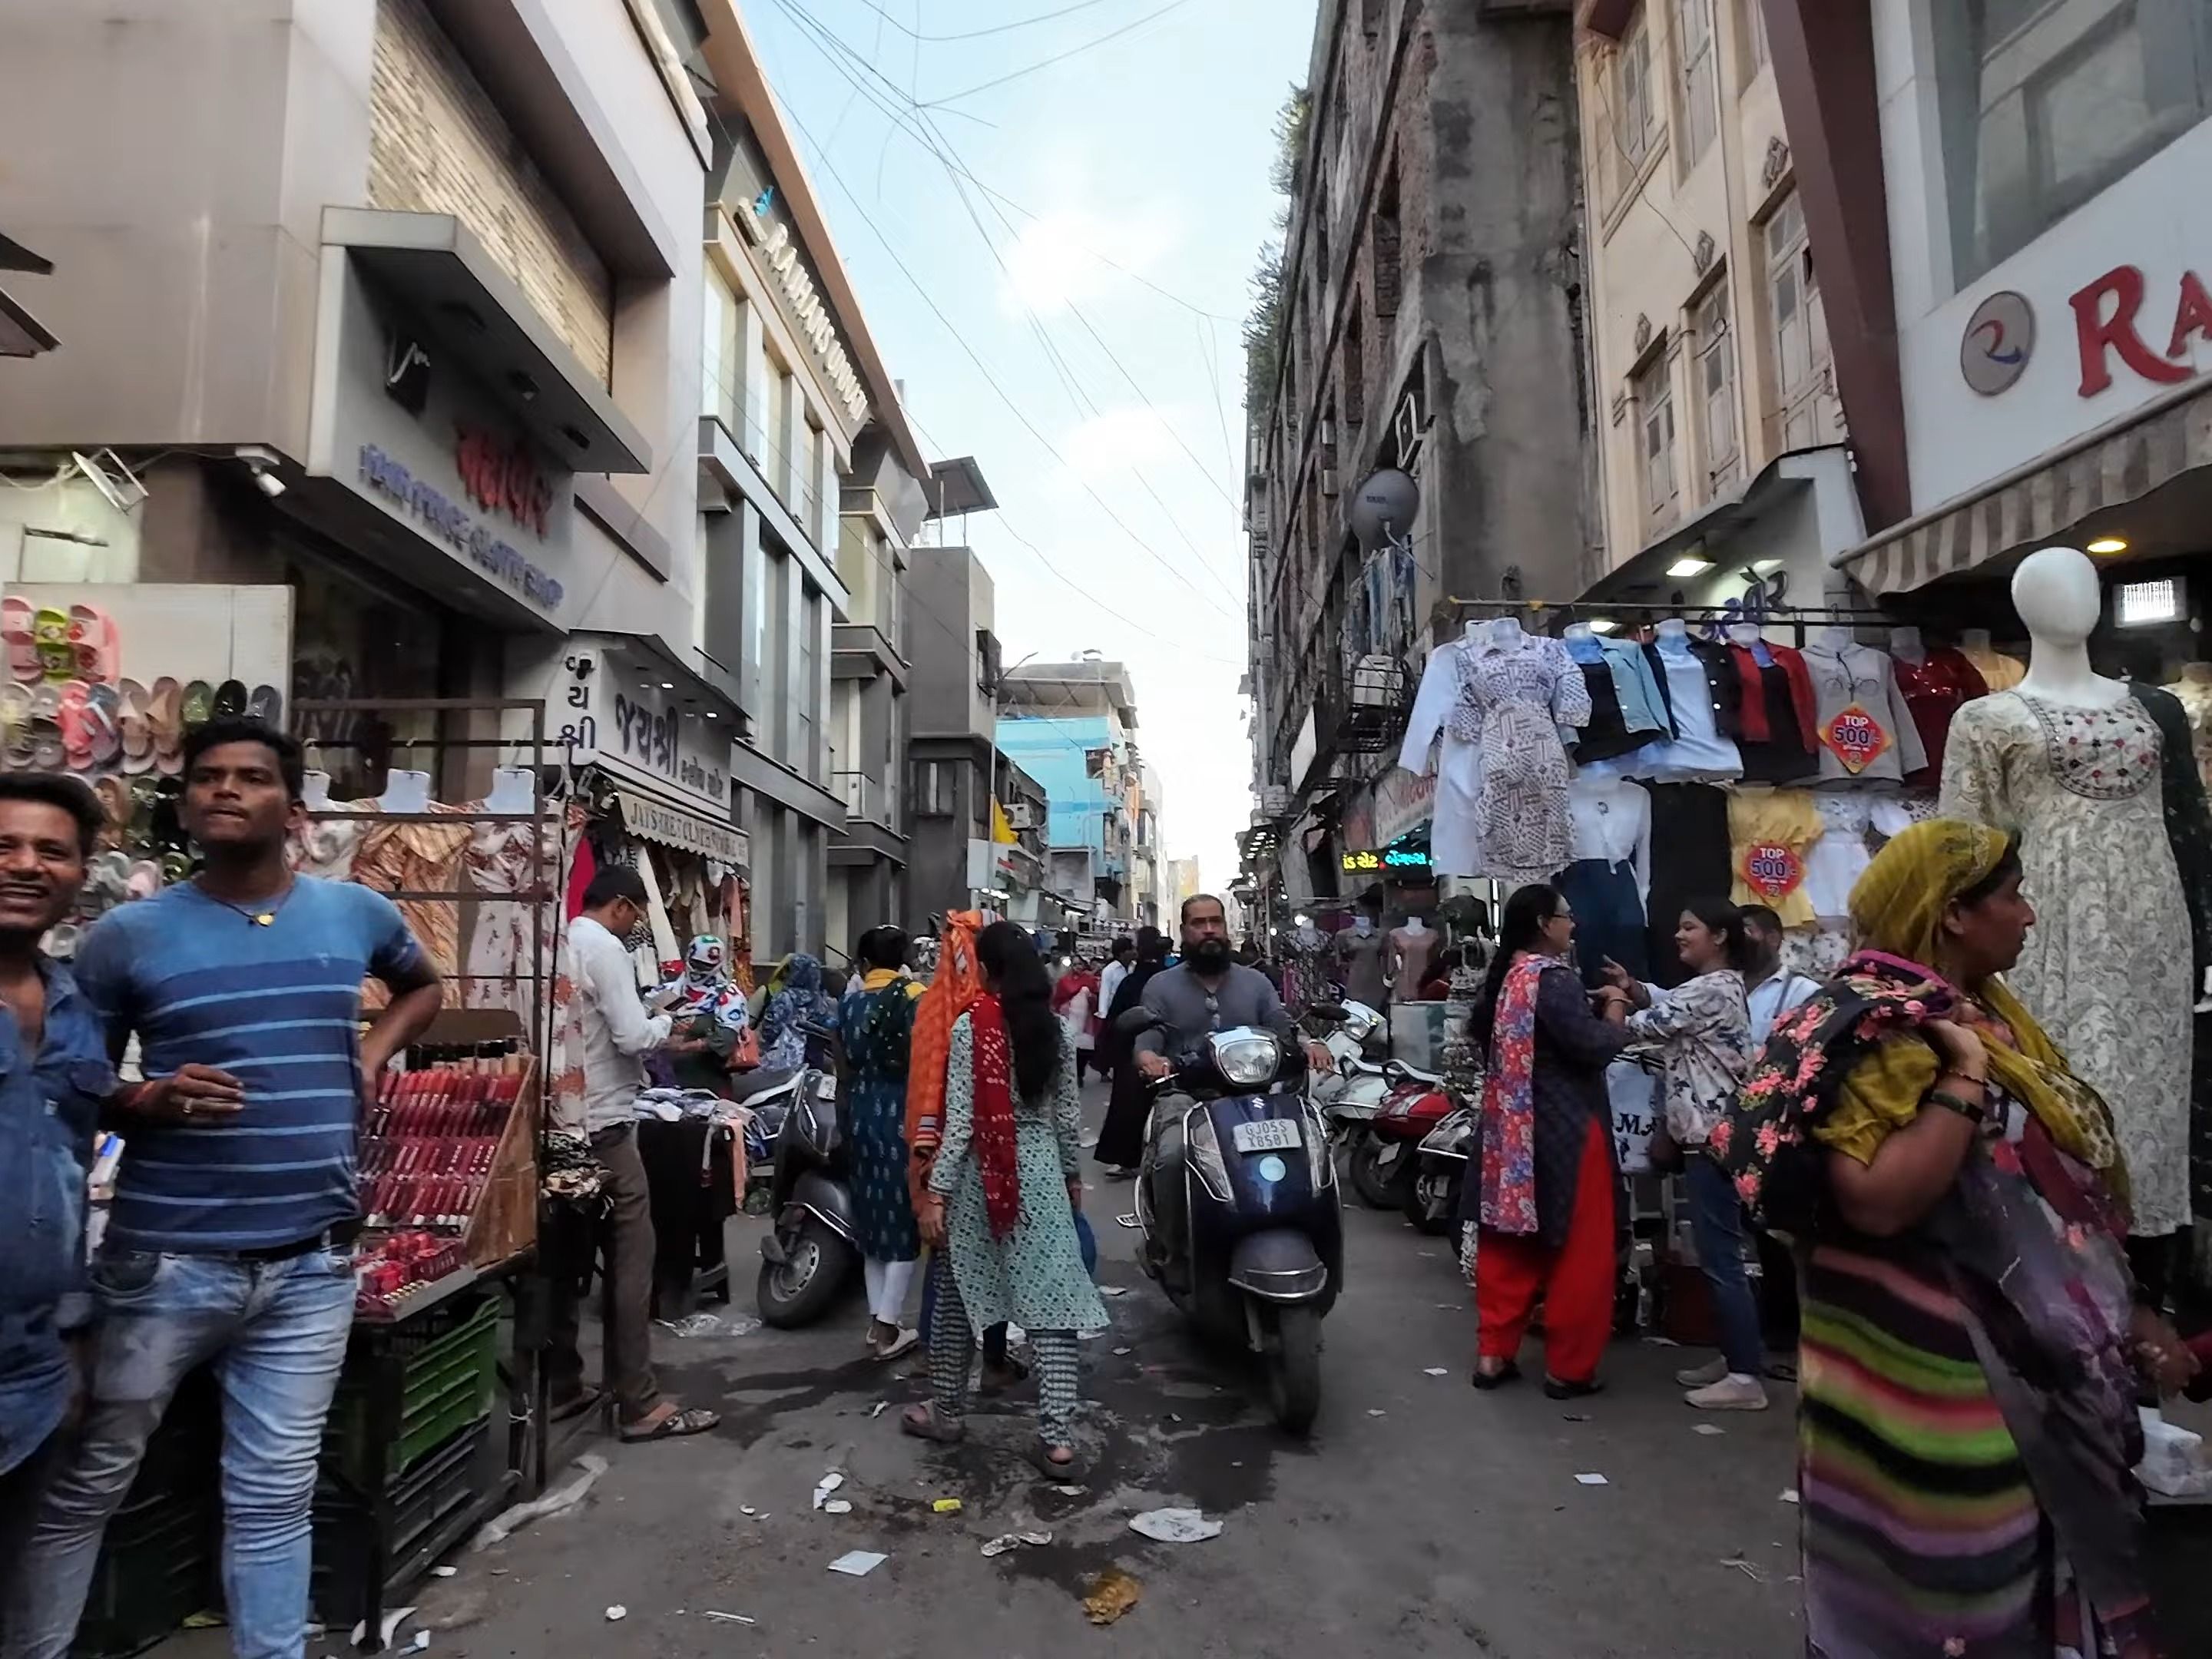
[{"left": 748, "top": 0, "right": 1319, "bottom": 893}]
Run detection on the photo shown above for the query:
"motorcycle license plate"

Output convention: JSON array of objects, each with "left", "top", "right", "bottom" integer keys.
[{"left": 1231, "top": 1118, "right": 1303, "bottom": 1154}]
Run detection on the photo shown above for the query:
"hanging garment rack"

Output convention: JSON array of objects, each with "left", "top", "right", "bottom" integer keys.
[{"left": 1438, "top": 596, "right": 1899, "bottom": 648}]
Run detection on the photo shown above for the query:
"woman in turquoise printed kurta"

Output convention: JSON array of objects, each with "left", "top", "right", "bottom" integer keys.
[
  {"left": 842, "top": 926, "right": 925, "bottom": 1357},
  {"left": 905, "top": 922, "right": 1107, "bottom": 1474}
]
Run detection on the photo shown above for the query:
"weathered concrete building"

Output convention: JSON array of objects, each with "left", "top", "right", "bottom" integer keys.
[{"left": 1243, "top": 0, "right": 1590, "bottom": 899}]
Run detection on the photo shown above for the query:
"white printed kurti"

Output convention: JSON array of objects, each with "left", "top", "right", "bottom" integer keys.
[
  {"left": 1399, "top": 631, "right": 1591, "bottom": 882},
  {"left": 1941, "top": 690, "right": 2192, "bottom": 1234}
]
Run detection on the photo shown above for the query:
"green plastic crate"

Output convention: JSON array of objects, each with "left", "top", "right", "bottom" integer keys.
[{"left": 325, "top": 1293, "right": 499, "bottom": 1486}]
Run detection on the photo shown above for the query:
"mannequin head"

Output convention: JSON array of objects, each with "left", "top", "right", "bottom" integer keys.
[{"left": 2011, "top": 547, "right": 2100, "bottom": 646}]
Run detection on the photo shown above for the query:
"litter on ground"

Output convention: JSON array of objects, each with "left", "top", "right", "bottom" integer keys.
[
  {"left": 823, "top": 1499, "right": 853, "bottom": 1515},
  {"left": 604, "top": 1607, "right": 627, "bottom": 1622},
  {"left": 471, "top": 1456, "right": 607, "bottom": 1550},
  {"left": 1575, "top": 1474, "right": 1609, "bottom": 1487},
  {"left": 702, "top": 1612, "right": 757, "bottom": 1625},
  {"left": 981, "top": 1529, "right": 1053, "bottom": 1558},
  {"left": 813, "top": 1472, "right": 846, "bottom": 1510},
  {"left": 1081, "top": 1568, "right": 1142, "bottom": 1625},
  {"left": 828, "top": 1551, "right": 889, "bottom": 1577},
  {"left": 1422, "top": 1367, "right": 1449, "bottom": 1377},
  {"left": 1779, "top": 1488, "right": 1801, "bottom": 1505},
  {"left": 1129, "top": 1508, "right": 1223, "bottom": 1543},
  {"left": 1693, "top": 1424, "right": 1726, "bottom": 1436},
  {"left": 932, "top": 1498, "right": 962, "bottom": 1514}
]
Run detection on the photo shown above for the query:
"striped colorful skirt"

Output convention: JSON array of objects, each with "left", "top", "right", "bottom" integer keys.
[{"left": 1799, "top": 1241, "right": 2054, "bottom": 1657}]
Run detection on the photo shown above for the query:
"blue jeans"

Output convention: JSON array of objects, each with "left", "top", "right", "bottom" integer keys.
[
  {"left": 1684, "top": 1152, "right": 1764, "bottom": 1377},
  {"left": 3, "top": 1247, "right": 356, "bottom": 1659}
]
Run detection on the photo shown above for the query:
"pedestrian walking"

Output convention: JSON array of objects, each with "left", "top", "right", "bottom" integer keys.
[
  {"left": 758, "top": 952, "right": 833, "bottom": 1074},
  {"left": 1465, "top": 883, "right": 1630, "bottom": 1399},
  {"left": 1599, "top": 898, "right": 1766, "bottom": 1410},
  {"left": 656, "top": 933, "right": 751, "bottom": 1094},
  {"left": 0, "top": 777, "right": 111, "bottom": 1584},
  {"left": 1051, "top": 955, "right": 1101, "bottom": 1084},
  {"left": 7, "top": 720, "right": 445, "bottom": 1659},
  {"left": 1722, "top": 820, "right": 2186, "bottom": 1657},
  {"left": 902, "top": 922, "right": 1107, "bottom": 1476},
  {"left": 1091, "top": 929, "right": 1169, "bottom": 1174},
  {"left": 1094, "top": 935, "right": 1133, "bottom": 1047},
  {"left": 546, "top": 866, "right": 720, "bottom": 1445},
  {"left": 844, "top": 926, "right": 924, "bottom": 1359}
]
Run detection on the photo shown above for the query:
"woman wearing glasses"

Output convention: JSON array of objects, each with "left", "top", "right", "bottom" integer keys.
[{"left": 1466, "top": 883, "right": 1631, "bottom": 1398}]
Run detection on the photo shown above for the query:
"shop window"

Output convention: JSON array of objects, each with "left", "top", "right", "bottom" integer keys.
[
  {"left": 1634, "top": 353, "right": 1679, "bottom": 519},
  {"left": 1764, "top": 193, "right": 1833, "bottom": 449},
  {"left": 1676, "top": 0, "right": 1719, "bottom": 167},
  {"left": 288, "top": 552, "right": 446, "bottom": 800},
  {"left": 1373, "top": 161, "right": 1401, "bottom": 320},
  {"left": 1934, "top": 0, "right": 2212, "bottom": 287},
  {"left": 1694, "top": 284, "right": 1740, "bottom": 492},
  {"left": 912, "top": 760, "right": 955, "bottom": 818}
]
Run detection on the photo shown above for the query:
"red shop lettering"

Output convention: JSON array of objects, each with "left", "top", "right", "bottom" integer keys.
[
  {"left": 454, "top": 425, "right": 552, "bottom": 538},
  {"left": 2070, "top": 264, "right": 2212, "bottom": 397}
]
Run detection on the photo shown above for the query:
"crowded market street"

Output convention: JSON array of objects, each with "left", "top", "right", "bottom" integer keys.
[{"left": 306, "top": 1083, "right": 1809, "bottom": 1659}]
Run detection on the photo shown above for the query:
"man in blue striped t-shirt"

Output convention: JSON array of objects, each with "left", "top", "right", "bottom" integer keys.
[{"left": 8, "top": 720, "right": 442, "bottom": 1659}]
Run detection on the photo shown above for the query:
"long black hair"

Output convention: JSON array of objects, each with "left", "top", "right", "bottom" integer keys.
[
  {"left": 1479, "top": 882, "right": 1566, "bottom": 1014},
  {"left": 1678, "top": 895, "right": 1753, "bottom": 973},
  {"left": 978, "top": 919, "right": 1060, "bottom": 1098}
]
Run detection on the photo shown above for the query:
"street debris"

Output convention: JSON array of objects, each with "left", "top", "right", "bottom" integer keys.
[
  {"left": 1561, "top": 1413, "right": 1590, "bottom": 1423},
  {"left": 813, "top": 1472, "right": 846, "bottom": 1510},
  {"left": 472, "top": 1455, "right": 607, "bottom": 1550},
  {"left": 869, "top": 1401, "right": 888, "bottom": 1419},
  {"left": 350, "top": 1607, "right": 416, "bottom": 1647},
  {"left": 932, "top": 1498, "right": 963, "bottom": 1515},
  {"left": 1422, "top": 1366, "right": 1449, "bottom": 1377},
  {"left": 701, "top": 1612, "right": 757, "bottom": 1625},
  {"left": 1113, "top": 1346, "right": 1133, "bottom": 1356},
  {"left": 1081, "top": 1568, "right": 1142, "bottom": 1625},
  {"left": 429, "top": 1566, "right": 457, "bottom": 1578},
  {"left": 823, "top": 1499, "right": 853, "bottom": 1515},
  {"left": 655, "top": 1312, "right": 758, "bottom": 1339},
  {"left": 828, "top": 1551, "right": 888, "bottom": 1577},
  {"left": 1366, "top": 1408, "right": 1386, "bottom": 1417},
  {"left": 740, "top": 1505, "right": 757, "bottom": 1516},
  {"left": 1053, "top": 1484, "right": 1085, "bottom": 1497},
  {"left": 410, "top": 1632, "right": 430, "bottom": 1652},
  {"left": 604, "top": 1607, "right": 627, "bottom": 1622},
  {"left": 1575, "top": 1474, "right": 1609, "bottom": 1486},
  {"left": 1128, "top": 1507, "right": 1222, "bottom": 1543},
  {"left": 1693, "top": 1424, "right": 1726, "bottom": 1436},
  {"left": 1719, "top": 1555, "right": 1765, "bottom": 1582},
  {"left": 1779, "top": 1488, "right": 1801, "bottom": 1505},
  {"left": 981, "top": 1529, "right": 1053, "bottom": 1558}
]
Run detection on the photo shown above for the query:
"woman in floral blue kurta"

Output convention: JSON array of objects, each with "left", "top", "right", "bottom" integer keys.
[{"left": 842, "top": 927, "right": 926, "bottom": 1356}]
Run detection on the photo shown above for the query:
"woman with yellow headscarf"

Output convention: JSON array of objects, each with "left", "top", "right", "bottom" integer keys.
[{"left": 1720, "top": 819, "right": 2187, "bottom": 1658}]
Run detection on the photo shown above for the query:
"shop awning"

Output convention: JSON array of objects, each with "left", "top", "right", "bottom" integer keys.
[
  {"left": 1838, "top": 379, "right": 2212, "bottom": 596},
  {"left": 613, "top": 790, "right": 747, "bottom": 866}
]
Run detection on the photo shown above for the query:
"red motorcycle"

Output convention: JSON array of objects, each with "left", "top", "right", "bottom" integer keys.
[{"left": 1346, "top": 1067, "right": 1452, "bottom": 1212}]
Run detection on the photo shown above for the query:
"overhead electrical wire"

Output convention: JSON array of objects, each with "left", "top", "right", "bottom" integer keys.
[
  {"left": 841, "top": 0, "right": 1126, "bottom": 44},
  {"left": 769, "top": 0, "right": 1247, "bottom": 585},
  {"left": 919, "top": 0, "right": 1196, "bottom": 108}
]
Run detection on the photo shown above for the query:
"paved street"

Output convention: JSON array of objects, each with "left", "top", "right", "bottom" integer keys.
[{"left": 396, "top": 1081, "right": 1810, "bottom": 1658}]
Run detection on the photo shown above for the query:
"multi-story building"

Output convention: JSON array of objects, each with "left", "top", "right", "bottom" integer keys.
[
  {"left": 1787, "top": 0, "right": 2212, "bottom": 657},
  {"left": 1571, "top": 0, "right": 1863, "bottom": 612},
  {"left": 998, "top": 657, "right": 1143, "bottom": 926},
  {"left": 690, "top": 0, "right": 930, "bottom": 958},
  {"left": 1242, "top": 0, "right": 1589, "bottom": 902},
  {"left": 1131, "top": 762, "right": 1164, "bottom": 931},
  {"left": 1164, "top": 856, "right": 1204, "bottom": 926}
]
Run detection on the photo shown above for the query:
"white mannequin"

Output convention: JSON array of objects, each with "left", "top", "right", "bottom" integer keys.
[
  {"left": 1724, "top": 621, "right": 1762, "bottom": 647},
  {"left": 1563, "top": 620, "right": 1594, "bottom": 644},
  {"left": 1889, "top": 626, "right": 1927, "bottom": 664},
  {"left": 2012, "top": 546, "right": 2126, "bottom": 708},
  {"left": 377, "top": 769, "right": 433, "bottom": 813},
  {"left": 1655, "top": 618, "right": 1690, "bottom": 651},
  {"left": 1402, "top": 915, "right": 1429, "bottom": 937},
  {"left": 485, "top": 767, "right": 536, "bottom": 814},
  {"left": 1482, "top": 614, "right": 1524, "bottom": 651},
  {"left": 1816, "top": 624, "right": 1856, "bottom": 652},
  {"left": 301, "top": 770, "right": 333, "bottom": 812},
  {"left": 1352, "top": 912, "right": 1374, "bottom": 936}
]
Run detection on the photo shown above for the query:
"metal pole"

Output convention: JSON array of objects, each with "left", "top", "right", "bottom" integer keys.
[{"left": 984, "top": 650, "right": 1039, "bottom": 919}]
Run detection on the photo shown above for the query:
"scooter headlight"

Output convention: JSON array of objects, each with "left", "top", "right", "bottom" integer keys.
[{"left": 1209, "top": 1030, "right": 1281, "bottom": 1088}]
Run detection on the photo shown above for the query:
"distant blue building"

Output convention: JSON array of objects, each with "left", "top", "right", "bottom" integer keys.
[{"left": 997, "top": 655, "right": 1157, "bottom": 926}]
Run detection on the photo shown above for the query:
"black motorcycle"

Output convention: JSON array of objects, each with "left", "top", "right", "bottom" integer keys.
[
  {"left": 1118, "top": 1010, "right": 1343, "bottom": 1433},
  {"left": 754, "top": 1024, "right": 859, "bottom": 1326}
]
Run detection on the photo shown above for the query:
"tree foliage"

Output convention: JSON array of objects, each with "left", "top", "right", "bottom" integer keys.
[{"left": 1243, "top": 82, "right": 1310, "bottom": 432}]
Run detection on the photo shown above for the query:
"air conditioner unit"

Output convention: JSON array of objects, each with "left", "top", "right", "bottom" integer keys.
[{"left": 1005, "top": 801, "right": 1038, "bottom": 831}]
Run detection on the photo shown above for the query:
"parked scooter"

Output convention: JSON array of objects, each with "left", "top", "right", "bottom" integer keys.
[
  {"left": 1118, "top": 1008, "right": 1343, "bottom": 1434},
  {"left": 1306, "top": 1000, "right": 1391, "bottom": 1140},
  {"left": 1346, "top": 1065, "right": 1449, "bottom": 1211},
  {"left": 1406, "top": 1101, "right": 1476, "bottom": 1236},
  {"left": 754, "top": 1023, "right": 860, "bottom": 1327}
]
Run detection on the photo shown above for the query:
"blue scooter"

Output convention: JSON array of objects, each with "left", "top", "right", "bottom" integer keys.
[{"left": 1116, "top": 1011, "right": 1343, "bottom": 1433}]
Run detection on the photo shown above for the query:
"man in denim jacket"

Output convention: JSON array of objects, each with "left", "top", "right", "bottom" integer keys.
[{"left": 0, "top": 776, "right": 111, "bottom": 1572}]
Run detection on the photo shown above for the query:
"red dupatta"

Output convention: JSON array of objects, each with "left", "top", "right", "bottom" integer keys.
[{"left": 968, "top": 992, "right": 1022, "bottom": 1239}]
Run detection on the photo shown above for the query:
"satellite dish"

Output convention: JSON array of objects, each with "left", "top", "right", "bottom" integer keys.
[{"left": 1347, "top": 469, "right": 1419, "bottom": 553}]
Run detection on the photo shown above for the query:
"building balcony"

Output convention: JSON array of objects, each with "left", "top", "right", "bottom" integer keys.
[{"left": 834, "top": 770, "right": 891, "bottom": 826}]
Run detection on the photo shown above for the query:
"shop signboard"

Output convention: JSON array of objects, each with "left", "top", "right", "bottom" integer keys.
[
  {"left": 1373, "top": 767, "right": 1435, "bottom": 847},
  {"left": 554, "top": 645, "right": 732, "bottom": 816},
  {"left": 737, "top": 185, "right": 870, "bottom": 432},
  {"left": 311, "top": 262, "right": 584, "bottom": 629},
  {"left": 1898, "top": 118, "right": 2212, "bottom": 510},
  {"left": 1340, "top": 846, "right": 1432, "bottom": 876}
]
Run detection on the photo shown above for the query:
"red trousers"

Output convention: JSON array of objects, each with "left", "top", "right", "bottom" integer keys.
[{"left": 1476, "top": 1118, "right": 1617, "bottom": 1384}]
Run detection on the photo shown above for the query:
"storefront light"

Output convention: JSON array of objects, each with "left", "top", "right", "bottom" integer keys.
[
  {"left": 1587, "top": 618, "right": 1619, "bottom": 634},
  {"left": 1665, "top": 556, "right": 1713, "bottom": 578},
  {"left": 2086, "top": 537, "right": 2130, "bottom": 555},
  {"left": 2117, "top": 578, "right": 2181, "bottom": 628}
]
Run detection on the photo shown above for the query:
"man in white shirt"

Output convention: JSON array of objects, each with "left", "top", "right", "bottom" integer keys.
[
  {"left": 1742, "top": 905, "right": 1821, "bottom": 1045},
  {"left": 548, "top": 867, "right": 720, "bottom": 1442},
  {"left": 1096, "top": 938, "right": 1134, "bottom": 1036}
]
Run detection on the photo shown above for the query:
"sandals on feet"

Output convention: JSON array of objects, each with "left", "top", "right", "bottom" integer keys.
[
  {"left": 1469, "top": 1360, "right": 1522, "bottom": 1391},
  {"left": 618, "top": 1403, "right": 720, "bottom": 1442},
  {"left": 899, "top": 1402, "right": 965, "bottom": 1445},
  {"left": 1025, "top": 1439, "right": 1082, "bottom": 1481}
]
